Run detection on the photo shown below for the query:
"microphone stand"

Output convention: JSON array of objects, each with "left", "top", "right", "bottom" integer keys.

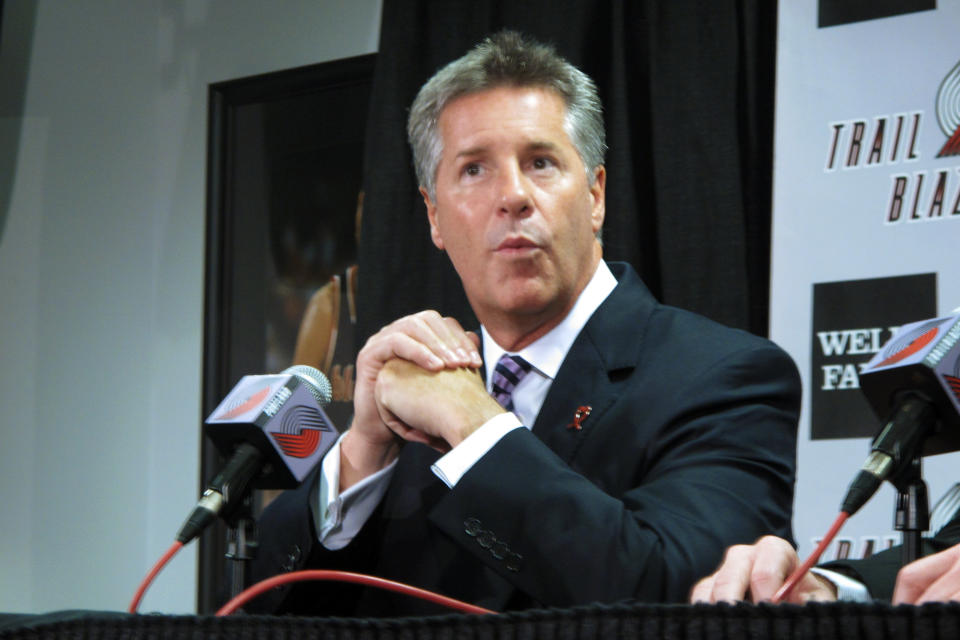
[
  {"left": 224, "top": 494, "right": 259, "bottom": 599},
  {"left": 892, "top": 456, "right": 929, "bottom": 567}
]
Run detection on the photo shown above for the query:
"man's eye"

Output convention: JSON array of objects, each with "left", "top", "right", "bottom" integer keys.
[
  {"left": 532, "top": 157, "right": 554, "bottom": 170},
  {"left": 464, "top": 164, "right": 481, "bottom": 177}
]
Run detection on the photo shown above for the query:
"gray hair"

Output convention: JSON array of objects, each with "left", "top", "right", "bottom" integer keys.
[{"left": 407, "top": 31, "right": 607, "bottom": 200}]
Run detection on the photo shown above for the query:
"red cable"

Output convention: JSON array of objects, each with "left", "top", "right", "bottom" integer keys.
[
  {"left": 771, "top": 511, "right": 849, "bottom": 604},
  {"left": 216, "top": 569, "right": 497, "bottom": 616},
  {"left": 128, "top": 540, "right": 185, "bottom": 613}
]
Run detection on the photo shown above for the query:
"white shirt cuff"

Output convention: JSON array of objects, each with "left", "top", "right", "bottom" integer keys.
[
  {"left": 430, "top": 412, "right": 524, "bottom": 487},
  {"left": 315, "top": 433, "right": 397, "bottom": 550},
  {"left": 810, "top": 567, "right": 872, "bottom": 602}
]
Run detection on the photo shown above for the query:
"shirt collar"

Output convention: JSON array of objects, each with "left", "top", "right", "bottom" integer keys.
[{"left": 482, "top": 260, "right": 617, "bottom": 385}]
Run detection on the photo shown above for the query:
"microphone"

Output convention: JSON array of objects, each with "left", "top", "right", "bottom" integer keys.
[
  {"left": 840, "top": 312, "right": 960, "bottom": 515},
  {"left": 177, "top": 365, "right": 337, "bottom": 543}
]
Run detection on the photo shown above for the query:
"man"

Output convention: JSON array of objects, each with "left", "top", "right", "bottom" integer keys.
[
  {"left": 690, "top": 512, "right": 960, "bottom": 604},
  {"left": 247, "top": 31, "right": 800, "bottom": 616}
]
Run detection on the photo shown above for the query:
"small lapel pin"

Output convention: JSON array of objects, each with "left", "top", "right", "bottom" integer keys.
[{"left": 567, "top": 405, "right": 592, "bottom": 430}]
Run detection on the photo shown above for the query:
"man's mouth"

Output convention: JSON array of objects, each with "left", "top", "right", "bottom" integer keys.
[{"left": 496, "top": 236, "right": 540, "bottom": 253}]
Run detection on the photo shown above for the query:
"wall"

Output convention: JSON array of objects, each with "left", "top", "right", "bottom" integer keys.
[{"left": 0, "top": 0, "right": 381, "bottom": 614}]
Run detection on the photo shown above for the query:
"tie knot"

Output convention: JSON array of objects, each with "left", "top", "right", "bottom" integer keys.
[{"left": 491, "top": 354, "right": 532, "bottom": 411}]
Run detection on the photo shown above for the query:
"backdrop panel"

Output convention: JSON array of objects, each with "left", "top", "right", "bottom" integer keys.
[{"left": 772, "top": 1, "right": 960, "bottom": 562}]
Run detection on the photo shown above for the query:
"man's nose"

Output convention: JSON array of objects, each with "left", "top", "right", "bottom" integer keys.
[{"left": 497, "top": 163, "right": 532, "bottom": 217}]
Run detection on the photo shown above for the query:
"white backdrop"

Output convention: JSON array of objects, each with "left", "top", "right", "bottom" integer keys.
[{"left": 772, "top": 1, "right": 960, "bottom": 562}]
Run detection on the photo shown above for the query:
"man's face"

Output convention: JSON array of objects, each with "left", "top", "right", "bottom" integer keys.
[{"left": 422, "top": 86, "right": 605, "bottom": 344}]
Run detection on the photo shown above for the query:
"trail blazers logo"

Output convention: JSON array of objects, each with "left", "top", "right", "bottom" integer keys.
[
  {"left": 947, "top": 351, "right": 960, "bottom": 405},
  {"left": 873, "top": 319, "right": 941, "bottom": 368},
  {"left": 217, "top": 386, "right": 271, "bottom": 420},
  {"left": 937, "top": 60, "right": 960, "bottom": 157},
  {"left": 270, "top": 405, "right": 331, "bottom": 458},
  {"left": 824, "top": 58, "right": 960, "bottom": 223}
]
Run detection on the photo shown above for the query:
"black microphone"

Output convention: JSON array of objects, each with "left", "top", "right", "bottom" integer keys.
[
  {"left": 177, "top": 365, "right": 337, "bottom": 543},
  {"left": 840, "top": 312, "right": 960, "bottom": 516}
]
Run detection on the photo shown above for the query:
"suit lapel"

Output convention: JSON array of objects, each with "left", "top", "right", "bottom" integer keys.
[
  {"left": 531, "top": 263, "right": 656, "bottom": 463},
  {"left": 531, "top": 338, "right": 617, "bottom": 462}
]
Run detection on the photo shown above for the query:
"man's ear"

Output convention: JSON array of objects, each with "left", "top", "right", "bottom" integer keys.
[
  {"left": 589, "top": 166, "right": 606, "bottom": 234},
  {"left": 421, "top": 186, "right": 445, "bottom": 250}
]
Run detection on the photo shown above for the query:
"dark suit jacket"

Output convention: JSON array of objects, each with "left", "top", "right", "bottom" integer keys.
[
  {"left": 247, "top": 262, "right": 800, "bottom": 615},
  {"left": 822, "top": 510, "right": 960, "bottom": 601}
]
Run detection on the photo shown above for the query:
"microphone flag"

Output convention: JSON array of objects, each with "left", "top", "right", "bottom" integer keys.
[
  {"left": 860, "top": 311, "right": 960, "bottom": 457},
  {"left": 205, "top": 371, "right": 338, "bottom": 489}
]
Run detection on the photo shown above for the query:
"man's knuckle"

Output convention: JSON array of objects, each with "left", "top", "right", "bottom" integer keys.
[
  {"left": 711, "top": 574, "right": 733, "bottom": 589},
  {"left": 751, "top": 567, "right": 777, "bottom": 585},
  {"left": 757, "top": 535, "right": 787, "bottom": 549},
  {"left": 723, "top": 544, "right": 750, "bottom": 561},
  {"left": 897, "top": 565, "right": 919, "bottom": 584}
]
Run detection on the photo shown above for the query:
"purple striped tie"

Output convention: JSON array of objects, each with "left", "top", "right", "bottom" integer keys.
[{"left": 491, "top": 354, "right": 533, "bottom": 411}]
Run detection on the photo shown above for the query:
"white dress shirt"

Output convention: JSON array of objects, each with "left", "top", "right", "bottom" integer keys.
[{"left": 315, "top": 261, "right": 617, "bottom": 549}]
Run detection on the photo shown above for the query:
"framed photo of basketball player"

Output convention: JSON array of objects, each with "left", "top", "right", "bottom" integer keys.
[{"left": 201, "top": 53, "right": 374, "bottom": 612}]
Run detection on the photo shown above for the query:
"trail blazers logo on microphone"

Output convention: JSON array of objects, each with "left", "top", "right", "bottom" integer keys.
[
  {"left": 269, "top": 405, "right": 331, "bottom": 458},
  {"left": 859, "top": 311, "right": 960, "bottom": 457},
  {"left": 872, "top": 319, "right": 942, "bottom": 368},
  {"left": 216, "top": 385, "right": 272, "bottom": 420},
  {"left": 866, "top": 317, "right": 960, "bottom": 409},
  {"left": 942, "top": 334, "right": 960, "bottom": 405},
  {"left": 947, "top": 374, "right": 960, "bottom": 404}
]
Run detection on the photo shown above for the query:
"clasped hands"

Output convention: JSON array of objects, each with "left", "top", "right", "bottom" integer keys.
[
  {"left": 339, "top": 311, "right": 507, "bottom": 490},
  {"left": 690, "top": 534, "right": 960, "bottom": 605}
]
